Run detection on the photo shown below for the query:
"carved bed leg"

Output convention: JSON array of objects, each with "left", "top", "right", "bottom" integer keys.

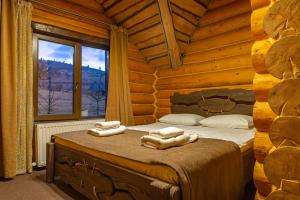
[{"left": 46, "top": 142, "right": 55, "bottom": 183}]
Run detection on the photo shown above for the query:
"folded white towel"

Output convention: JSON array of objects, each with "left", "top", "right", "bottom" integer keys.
[
  {"left": 141, "top": 134, "right": 198, "bottom": 150},
  {"left": 188, "top": 134, "right": 199, "bottom": 143},
  {"left": 149, "top": 127, "right": 184, "bottom": 139},
  {"left": 95, "top": 121, "right": 121, "bottom": 129},
  {"left": 88, "top": 125, "right": 126, "bottom": 137}
]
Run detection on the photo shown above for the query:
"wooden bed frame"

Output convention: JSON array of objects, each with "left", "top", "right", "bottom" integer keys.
[
  {"left": 46, "top": 89, "right": 255, "bottom": 200},
  {"left": 46, "top": 143, "right": 180, "bottom": 200},
  {"left": 170, "top": 89, "right": 255, "bottom": 117}
]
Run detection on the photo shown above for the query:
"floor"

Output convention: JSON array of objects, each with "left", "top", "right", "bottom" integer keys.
[
  {"left": 0, "top": 170, "right": 255, "bottom": 200},
  {"left": 0, "top": 170, "right": 87, "bottom": 200}
]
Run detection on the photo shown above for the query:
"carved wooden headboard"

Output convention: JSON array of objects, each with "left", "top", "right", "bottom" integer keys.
[{"left": 170, "top": 89, "right": 255, "bottom": 117}]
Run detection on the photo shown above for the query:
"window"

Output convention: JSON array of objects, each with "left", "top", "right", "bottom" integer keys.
[
  {"left": 33, "top": 34, "right": 109, "bottom": 121},
  {"left": 81, "top": 46, "right": 108, "bottom": 117}
]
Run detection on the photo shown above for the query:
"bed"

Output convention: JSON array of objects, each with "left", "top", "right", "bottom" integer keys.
[
  {"left": 46, "top": 89, "right": 255, "bottom": 200},
  {"left": 130, "top": 122, "right": 255, "bottom": 184}
]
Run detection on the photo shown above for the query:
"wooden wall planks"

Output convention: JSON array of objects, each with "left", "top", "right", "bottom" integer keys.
[
  {"left": 128, "top": 44, "right": 156, "bottom": 124},
  {"left": 32, "top": 8, "right": 109, "bottom": 39},
  {"left": 202, "top": 0, "right": 251, "bottom": 26},
  {"left": 154, "top": 0, "right": 254, "bottom": 118},
  {"left": 31, "top": 0, "right": 111, "bottom": 37}
]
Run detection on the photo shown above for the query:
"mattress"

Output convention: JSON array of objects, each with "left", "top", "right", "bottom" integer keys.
[{"left": 55, "top": 123, "right": 255, "bottom": 185}]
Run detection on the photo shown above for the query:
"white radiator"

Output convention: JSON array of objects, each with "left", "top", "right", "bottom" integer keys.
[{"left": 34, "top": 119, "right": 103, "bottom": 167}]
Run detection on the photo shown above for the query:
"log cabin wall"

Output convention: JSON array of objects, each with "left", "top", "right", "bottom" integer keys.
[
  {"left": 31, "top": 0, "right": 156, "bottom": 125},
  {"left": 251, "top": 1, "right": 278, "bottom": 199},
  {"left": 251, "top": 0, "right": 300, "bottom": 199},
  {"left": 154, "top": 0, "right": 255, "bottom": 118},
  {"left": 128, "top": 44, "right": 156, "bottom": 125},
  {"left": 31, "top": 0, "right": 111, "bottom": 39}
]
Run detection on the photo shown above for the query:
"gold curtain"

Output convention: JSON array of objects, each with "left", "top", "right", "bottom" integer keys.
[
  {"left": 105, "top": 26, "right": 134, "bottom": 126},
  {"left": 0, "top": 0, "right": 33, "bottom": 178},
  {"left": 16, "top": 0, "right": 33, "bottom": 175},
  {"left": 0, "top": 0, "right": 18, "bottom": 178}
]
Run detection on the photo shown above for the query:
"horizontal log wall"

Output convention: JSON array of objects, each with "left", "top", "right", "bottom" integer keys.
[
  {"left": 154, "top": 0, "right": 254, "bottom": 118},
  {"left": 31, "top": 0, "right": 110, "bottom": 39},
  {"left": 128, "top": 44, "right": 156, "bottom": 125}
]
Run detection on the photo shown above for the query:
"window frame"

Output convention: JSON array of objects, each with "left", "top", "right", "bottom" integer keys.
[
  {"left": 33, "top": 33, "right": 109, "bottom": 121},
  {"left": 80, "top": 44, "right": 109, "bottom": 120}
]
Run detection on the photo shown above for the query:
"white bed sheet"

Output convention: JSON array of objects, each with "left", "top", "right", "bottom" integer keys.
[{"left": 128, "top": 122, "right": 255, "bottom": 150}]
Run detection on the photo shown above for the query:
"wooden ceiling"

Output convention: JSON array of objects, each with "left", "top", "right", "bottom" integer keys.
[{"left": 65, "top": 0, "right": 212, "bottom": 69}]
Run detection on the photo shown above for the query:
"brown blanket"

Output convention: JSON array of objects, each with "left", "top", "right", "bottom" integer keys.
[{"left": 54, "top": 130, "right": 244, "bottom": 200}]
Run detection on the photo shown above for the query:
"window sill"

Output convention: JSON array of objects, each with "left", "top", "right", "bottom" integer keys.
[{"left": 34, "top": 118, "right": 104, "bottom": 125}]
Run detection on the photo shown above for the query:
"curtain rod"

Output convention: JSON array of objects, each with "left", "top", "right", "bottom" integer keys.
[{"left": 29, "top": 0, "right": 112, "bottom": 28}]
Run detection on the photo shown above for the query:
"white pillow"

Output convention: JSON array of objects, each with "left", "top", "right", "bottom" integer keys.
[
  {"left": 159, "top": 114, "right": 205, "bottom": 126},
  {"left": 199, "top": 114, "right": 253, "bottom": 129}
]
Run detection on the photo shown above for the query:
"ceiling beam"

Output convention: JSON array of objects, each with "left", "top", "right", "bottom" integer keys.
[
  {"left": 65, "top": 0, "right": 104, "bottom": 13},
  {"left": 171, "top": 0, "right": 206, "bottom": 17},
  {"left": 157, "top": 0, "right": 182, "bottom": 69}
]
